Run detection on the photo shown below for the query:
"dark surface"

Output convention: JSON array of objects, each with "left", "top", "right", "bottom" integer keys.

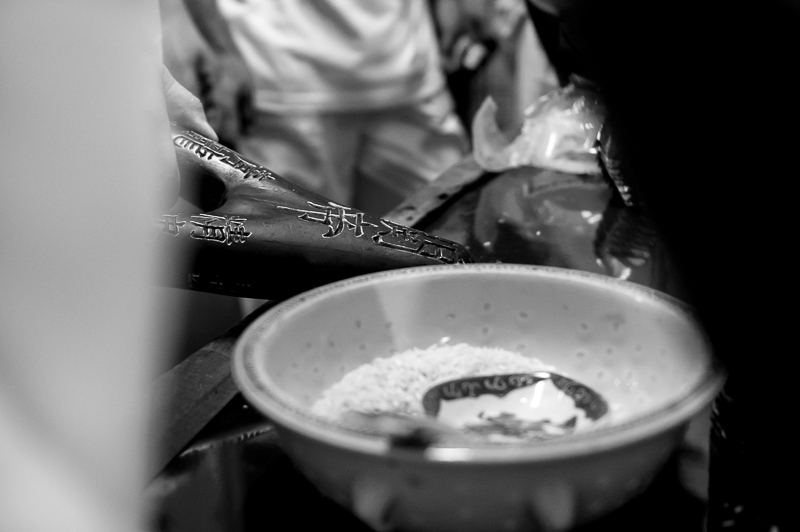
[
  {"left": 552, "top": 2, "right": 799, "bottom": 528},
  {"left": 147, "top": 160, "right": 709, "bottom": 531}
]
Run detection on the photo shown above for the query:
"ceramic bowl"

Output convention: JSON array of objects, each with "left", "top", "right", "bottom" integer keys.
[{"left": 233, "top": 264, "right": 724, "bottom": 531}]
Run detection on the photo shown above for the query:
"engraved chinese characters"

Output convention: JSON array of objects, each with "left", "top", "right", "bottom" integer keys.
[
  {"left": 278, "top": 202, "right": 377, "bottom": 238},
  {"left": 155, "top": 214, "right": 185, "bottom": 237},
  {"left": 154, "top": 203, "right": 465, "bottom": 265},
  {"left": 422, "top": 372, "right": 609, "bottom": 442},
  {"left": 154, "top": 214, "right": 252, "bottom": 245},
  {"left": 173, "top": 130, "right": 274, "bottom": 182},
  {"left": 278, "top": 202, "right": 468, "bottom": 264}
]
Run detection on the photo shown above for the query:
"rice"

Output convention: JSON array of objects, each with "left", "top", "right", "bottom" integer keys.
[{"left": 311, "top": 343, "right": 553, "bottom": 420}]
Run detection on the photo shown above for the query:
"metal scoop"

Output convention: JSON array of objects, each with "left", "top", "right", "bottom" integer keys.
[{"left": 154, "top": 128, "right": 473, "bottom": 300}]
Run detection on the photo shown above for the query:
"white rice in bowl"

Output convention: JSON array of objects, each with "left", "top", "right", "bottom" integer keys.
[{"left": 311, "top": 343, "right": 554, "bottom": 421}]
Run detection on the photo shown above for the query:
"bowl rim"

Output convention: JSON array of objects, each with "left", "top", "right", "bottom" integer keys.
[{"left": 232, "top": 263, "right": 726, "bottom": 463}]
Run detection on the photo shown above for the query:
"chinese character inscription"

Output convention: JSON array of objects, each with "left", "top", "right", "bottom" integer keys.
[
  {"left": 189, "top": 214, "right": 252, "bottom": 245},
  {"left": 278, "top": 201, "right": 467, "bottom": 264},
  {"left": 154, "top": 214, "right": 252, "bottom": 245},
  {"left": 277, "top": 201, "right": 378, "bottom": 238},
  {"left": 173, "top": 130, "right": 274, "bottom": 182},
  {"left": 154, "top": 214, "right": 186, "bottom": 237}
]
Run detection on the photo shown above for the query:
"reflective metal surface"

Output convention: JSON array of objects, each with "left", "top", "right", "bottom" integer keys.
[{"left": 155, "top": 129, "right": 472, "bottom": 301}]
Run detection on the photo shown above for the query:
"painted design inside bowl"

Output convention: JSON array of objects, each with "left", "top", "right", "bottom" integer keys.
[
  {"left": 232, "top": 264, "right": 725, "bottom": 532},
  {"left": 424, "top": 372, "right": 609, "bottom": 442}
]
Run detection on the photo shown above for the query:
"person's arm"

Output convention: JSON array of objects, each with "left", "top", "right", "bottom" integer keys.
[
  {"left": 182, "top": 0, "right": 241, "bottom": 55},
  {"left": 182, "top": 0, "right": 254, "bottom": 145}
]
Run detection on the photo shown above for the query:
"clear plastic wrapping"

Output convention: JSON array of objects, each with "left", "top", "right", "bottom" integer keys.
[{"left": 472, "top": 79, "right": 606, "bottom": 174}]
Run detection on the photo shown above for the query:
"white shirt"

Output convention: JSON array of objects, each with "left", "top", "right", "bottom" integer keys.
[{"left": 218, "top": 0, "right": 447, "bottom": 112}]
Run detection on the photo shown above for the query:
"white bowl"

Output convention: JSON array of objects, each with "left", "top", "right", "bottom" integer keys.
[{"left": 233, "top": 264, "right": 723, "bottom": 531}]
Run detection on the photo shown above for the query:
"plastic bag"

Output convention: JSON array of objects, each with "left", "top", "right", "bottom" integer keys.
[{"left": 472, "top": 79, "right": 606, "bottom": 174}]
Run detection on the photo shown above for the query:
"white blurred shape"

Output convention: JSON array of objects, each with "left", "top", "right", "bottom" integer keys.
[{"left": 1, "top": 1, "right": 177, "bottom": 530}]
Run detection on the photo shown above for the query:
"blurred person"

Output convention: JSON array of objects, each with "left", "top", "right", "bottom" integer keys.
[
  {"left": 181, "top": 0, "right": 470, "bottom": 209},
  {"left": 0, "top": 2, "right": 214, "bottom": 531},
  {"left": 520, "top": 0, "right": 797, "bottom": 530},
  {"left": 434, "top": 0, "right": 559, "bottom": 133}
]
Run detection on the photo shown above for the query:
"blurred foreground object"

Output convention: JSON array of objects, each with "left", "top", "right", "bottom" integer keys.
[{"left": 0, "top": 2, "right": 176, "bottom": 531}]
